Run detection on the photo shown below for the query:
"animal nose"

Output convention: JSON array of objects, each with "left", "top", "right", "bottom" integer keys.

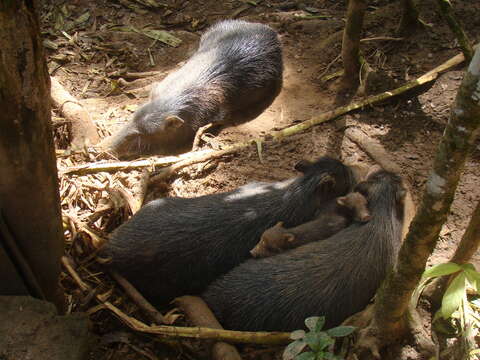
[{"left": 360, "top": 214, "right": 371, "bottom": 223}]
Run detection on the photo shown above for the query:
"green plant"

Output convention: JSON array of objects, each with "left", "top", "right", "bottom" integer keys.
[
  {"left": 412, "top": 262, "right": 480, "bottom": 359},
  {"left": 283, "top": 316, "right": 356, "bottom": 360}
]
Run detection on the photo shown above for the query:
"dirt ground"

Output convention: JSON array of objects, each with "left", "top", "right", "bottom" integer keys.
[{"left": 41, "top": 0, "right": 480, "bottom": 359}]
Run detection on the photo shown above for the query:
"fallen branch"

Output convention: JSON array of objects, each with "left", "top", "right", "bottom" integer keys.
[
  {"left": 61, "top": 45, "right": 476, "bottom": 177},
  {"left": 175, "top": 296, "right": 242, "bottom": 360},
  {"left": 51, "top": 77, "right": 100, "bottom": 148},
  {"left": 104, "top": 301, "right": 291, "bottom": 345},
  {"left": 109, "top": 270, "right": 165, "bottom": 325}
]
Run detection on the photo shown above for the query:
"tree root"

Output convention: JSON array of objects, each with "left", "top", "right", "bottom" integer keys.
[
  {"left": 344, "top": 127, "right": 401, "bottom": 174},
  {"left": 51, "top": 77, "right": 100, "bottom": 148},
  {"left": 343, "top": 305, "right": 435, "bottom": 360},
  {"left": 192, "top": 123, "right": 215, "bottom": 151},
  {"left": 109, "top": 270, "right": 165, "bottom": 325},
  {"left": 175, "top": 296, "right": 242, "bottom": 360}
]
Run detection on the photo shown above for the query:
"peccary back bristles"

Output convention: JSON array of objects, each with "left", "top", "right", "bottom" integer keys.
[
  {"left": 101, "top": 157, "right": 355, "bottom": 304},
  {"left": 202, "top": 170, "right": 405, "bottom": 331}
]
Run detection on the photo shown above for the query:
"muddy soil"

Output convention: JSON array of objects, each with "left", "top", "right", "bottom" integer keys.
[{"left": 41, "top": 0, "right": 480, "bottom": 359}]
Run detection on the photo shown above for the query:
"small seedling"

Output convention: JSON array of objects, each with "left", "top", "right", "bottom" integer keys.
[
  {"left": 412, "top": 262, "right": 480, "bottom": 359},
  {"left": 283, "top": 316, "right": 356, "bottom": 360}
]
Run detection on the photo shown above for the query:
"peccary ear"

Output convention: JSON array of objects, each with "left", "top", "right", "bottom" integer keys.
[
  {"left": 164, "top": 115, "right": 184, "bottom": 129},
  {"left": 336, "top": 196, "right": 346, "bottom": 206},
  {"left": 284, "top": 233, "right": 295, "bottom": 243},
  {"left": 317, "top": 174, "right": 335, "bottom": 193},
  {"left": 294, "top": 159, "right": 314, "bottom": 173}
]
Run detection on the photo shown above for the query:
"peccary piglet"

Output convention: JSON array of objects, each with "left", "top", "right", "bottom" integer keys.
[
  {"left": 250, "top": 191, "right": 371, "bottom": 258},
  {"left": 100, "top": 157, "right": 356, "bottom": 304},
  {"left": 104, "top": 20, "right": 283, "bottom": 158},
  {"left": 202, "top": 170, "right": 407, "bottom": 331}
]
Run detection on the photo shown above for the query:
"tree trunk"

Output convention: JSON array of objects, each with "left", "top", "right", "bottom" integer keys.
[
  {"left": 436, "top": 0, "right": 474, "bottom": 62},
  {"left": 341, "top": 0, "right": 367, "bottom": 90},
  {"left": 397, "top": 0, "right": 421, "bottom": 35},
  {"left": 355, "top": 47, "right": 480, "bottom": 358},
  {"left": 451, "top": 200, "right": 480, "bottom": 264},
  {"left": 0, "top": 1, "right": 65, "bottom": 309}
]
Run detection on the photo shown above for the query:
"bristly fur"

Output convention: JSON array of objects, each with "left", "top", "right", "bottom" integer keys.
[
  {"left": 101, "top": 157, "right": 356, "bottom": 304},
  {"left": 202, "top": 170, "right": 405, "bottom": 331},
  {"left": 108, "top": 20, "right": 283, "bottom": 158}
]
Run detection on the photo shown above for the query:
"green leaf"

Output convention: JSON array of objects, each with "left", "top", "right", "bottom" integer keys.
[
  {"left": 283, "top": 340, "right": 307, "bottom": 360},
  {"left": 412, "top": 263, "right": 463, "bottom": 308},
  {"left": 320, "top": 335, "right": 335, "bottom": 350},
  {"left": 296, "top": 351, "right": 316, "bottom": 360},
  {"left": 421, "top": 262, "right": 462, "bottom": 281},
  {"left": 136, "top": 28, "right": 182, "bottom": 47},
  {"left": 464, "top": 268, "right": 480, "bottom": 292},
  {"left": 304, "top": 332, "right": 322, "bottom": 352},
  {"left": 305, "top": 316, "right": 325, "bottom": 332},
  {"left": 460, "top": 263, "right": 477, "bottom": 272},
  {"left": 326, "top": 326, "right": 356, "bottom": 337},
  {"left": 291, "top": 330, "right": 306, "bottom": 340},
  {"left": 441, "top": 273, "right": 466, "bottom": 319}
]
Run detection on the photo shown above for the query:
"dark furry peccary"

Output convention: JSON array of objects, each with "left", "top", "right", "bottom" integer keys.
[
  {"left": 250, "top": 191, "right": 371, "bottom": 258},
  {"left": 100, "top": 157, "right": 356, "bottom": 304},
  {"left": 202, "top": 170, "right": 407, "bottom": 331},
  {"left": 104, "top": 20, "right": 283, "bottom": 158}
]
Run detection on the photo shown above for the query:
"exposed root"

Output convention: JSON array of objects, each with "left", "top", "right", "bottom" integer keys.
[
  {"left": 175, "top": 296, "right": 242, "bottom": 360},
  {"left": 348, "top": 306, "right": 435, "bottom": 360},
  {"left": 109, "top": 270, "right": 166, "bottom": 325},
  {"left": 407, "top": 307, "right": 436, "bottom": 359},
  {"left": 192, "top": 123, "right": 215, "bottom": 151}
]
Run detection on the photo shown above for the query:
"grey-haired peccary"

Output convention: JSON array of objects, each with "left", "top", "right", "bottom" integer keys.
[
  {"left": 250, "top": 191, "right": 371, "bottom": 258},
  {"left": 99, "top": 157, "right": 357, "bottom": 304},
  {"left": 104, "top": 20, "right": 283, "bottom": 158},
  {"left": 202, "top": 169, "right": 407, "bottom": 331}
]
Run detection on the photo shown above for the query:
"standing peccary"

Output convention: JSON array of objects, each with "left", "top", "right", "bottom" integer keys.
[
  {"left": 100, "top": 157, "right": 356, "bottom": 304},
  {"left": 202, "top": 169, "right": 408, "bottom": 331},
  {"left": 250, "top": 191, "right": 371, "bottom": 258},
  {"left": 103, "top": 20, "right": 283, "bottom": 158}
]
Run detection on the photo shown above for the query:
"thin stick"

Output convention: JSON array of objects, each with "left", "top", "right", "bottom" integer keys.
[
  {"left": 110, "top": 270, "right": 165, "bottom": 325},
  {"left": 360, "top": 36, "right": 404, "bottom": 42},
  {"left": 192, "top": 123, "right": 215, "bottom": 151},
  {"left": 61, "top": 256, "right": 90, "bottom": 292},
  {"left": 104, "top": 301, "right": 291, "bottom": 345}
]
